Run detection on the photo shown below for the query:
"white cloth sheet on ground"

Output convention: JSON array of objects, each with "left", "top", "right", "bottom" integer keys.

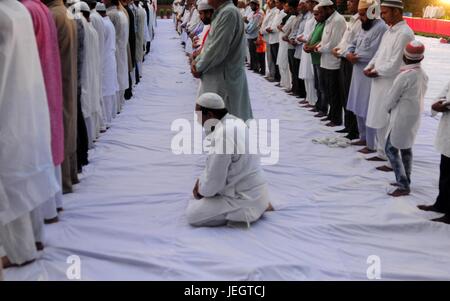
[
  {"left": 312, "top": 136, "right": 351, "bottom": 148},
  {"left": 4, "top": 20, "right": 450, "bottom": 281}
]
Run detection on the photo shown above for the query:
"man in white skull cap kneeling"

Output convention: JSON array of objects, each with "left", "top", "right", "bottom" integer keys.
[{"left": 187, "top": 93, "right": 273, "bottom": 227}]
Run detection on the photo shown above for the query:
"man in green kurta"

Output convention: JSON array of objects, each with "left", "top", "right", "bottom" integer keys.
[{"left": 191, "top": 0, "right": 253, "bottom": 121}]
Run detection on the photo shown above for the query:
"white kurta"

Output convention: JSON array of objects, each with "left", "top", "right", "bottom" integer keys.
[
  {"left": 435, "top": 81, "right": 450, "bottom": 157},
  {"left": 365, "top": 21, "right": 414, "bottom": 129},
  {"left": 90, "top": 10, "right": 105, "bottom": 76},
  {"left": 148, "top": 3, "right": 155, "bottom": 41},
  {"left": 335, "top": 13, "right": 362, "bottom": 57},
  {"left": 102, "top": 15, "right": 119, "bottom": 98},
  {"left": 317, "top": 11, "right": 347, "bottom": 70},
  {"left": 136, "top": 5, "right": 147, "bottom": 63},
  {"left": 244, "top": 5, "right": 252, "bottom": 19},
  {"left": 176, "top": 4, "right": 184, "bottom": 32},
  {"left": 80, "top": 19, "right": 102, "bottom": 120},
  {"left": 90, "top": 10, "right": 106, "bottom": 130},
  {"left": 187, "top": 114, "right": 270, "bottom": 227},
  {"left": 385, "top": 64, "right": 428, "bottom": 149},
  {"left": 0, "top": 0, "right": 59, "bottom": 225},
  {"left": 277, "top": 14, "right": 296, "bottom": 89},
  {"left": 107, "top": 6, "right": 130, "bottom": 91},
  {"left": 267, "top": 8, "right": 283, "bottom": 45},
  {"left": 187, "top": 8, "right": 200, "bottom": 33},
  {"left": 0, "top": 180, "right": 8, "bottom": 215},
  {"left": 277, "top": 15, "right": 296, "bottom": 66},
  {"left": 260, "top": 7, "right": 275, "bottom": 40},
  {"left": 298, "top": 14, "right": 316, "bottom": 80},
  {"left": 180, "top": 9, "right": 191, "bottom": 44},
  {"left": 142, "top": 3, "right": 151, "bottom": 43}
]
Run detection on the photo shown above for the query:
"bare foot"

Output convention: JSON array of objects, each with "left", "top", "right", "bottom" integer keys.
[
  {"left": 1, "top": 256, "right": 11, "bottom": 269},
  {"left": 57, "top": 207, "right": 64, "bottom": 213},
  {"left": 366, "top": 156, "right": 387, "bottom": 162},
  {"left": 417, "top": 204, "right": 446, "bottom": 213},
  {"left": 376, "top": 165, "right": 394, "bottom": 172},
  {"left": 266, "top": 203, "right": 274, "bottom": 212},
  {"left": 358, "top": 147, "right": 377, "bottom": 154},
  {"left": 1, "top": 256, "right": 36, "bottom": 269},
  {"left": 352, "top": 140, "right": 366, "bottom": 146},
  {"left": 326, "top": 122, "right": 339, "bottom": 127},
  {"left": 431, "top": 214, "right": 450, "bottom": 224},
  {"left": 388, "top": 188, "right": 410, "bottom": 197}
]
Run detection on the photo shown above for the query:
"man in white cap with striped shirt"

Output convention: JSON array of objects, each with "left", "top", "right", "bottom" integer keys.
[
  {"left": 363, "top": 0, "right": 414, "bottom": 172},
  {"left": 186, "top": 93, "right": 273, "bottom": 227}
]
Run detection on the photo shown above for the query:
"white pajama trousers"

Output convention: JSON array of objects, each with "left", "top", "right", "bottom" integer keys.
[
  {"left": 279, "top": 65, "right": 292, "bottom": 90},
  {"left": 356, "top": 116, "right": 377, "bottom": 150},
  {"left": 103, "top": 94, "right": 116, "bottom": 125},
  {"left": 116, "top": 90, "right": 125, "bottom": 114},
  {"left": 304, "top": 78, "right": 317, "bottom": 105},
  {"left": 376, "top": 124, "right": 389, "bottom": 161},
  {"left": 0, "top": 210, "right": 43, "bottom": 265},
  {"left": 84, "top": 116, "right": 95, "bottom": 149},
  {"left": 186, "top": 196, "right": 265, "bottom": 228}
]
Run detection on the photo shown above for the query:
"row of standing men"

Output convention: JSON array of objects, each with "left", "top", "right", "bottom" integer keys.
[{"left": 0, "top": 0, "right": 156, "bottom": 271}]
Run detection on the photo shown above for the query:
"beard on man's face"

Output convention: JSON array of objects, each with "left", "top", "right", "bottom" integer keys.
[{"left": 362, "top": 18, "right": 374, "bottom": 31}]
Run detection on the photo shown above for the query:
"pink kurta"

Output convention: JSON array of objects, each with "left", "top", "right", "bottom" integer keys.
[{"left": 22, "top": 0, "right": 64, "bottom": 166}]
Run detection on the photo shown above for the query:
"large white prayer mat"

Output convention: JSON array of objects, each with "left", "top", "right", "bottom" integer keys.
[{"left": 5, "top": 19, "right": 450, "bottom": 281}]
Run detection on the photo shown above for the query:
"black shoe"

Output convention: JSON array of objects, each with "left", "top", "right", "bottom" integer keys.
[
  {"left": 345, "top": 133, "right": 359, "bottom": 140},
  {"left": 124, "top": 89, "right": 133, "bottom": 100},
  {"left": 335, "top": 128, "right": 349, "bottom": 134}
]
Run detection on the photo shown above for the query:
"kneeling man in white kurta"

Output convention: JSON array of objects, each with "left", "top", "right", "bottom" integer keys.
[{"left": 187, "top": 93, "right": 273, "bottom": 227}]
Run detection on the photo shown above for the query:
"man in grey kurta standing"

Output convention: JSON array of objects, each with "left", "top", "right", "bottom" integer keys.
[
  {"left": 344, "top": 1, "right": 387, "bottom": 155},
  {"left": 191, "top": 0, "right": 254, "bottom": 121}
]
